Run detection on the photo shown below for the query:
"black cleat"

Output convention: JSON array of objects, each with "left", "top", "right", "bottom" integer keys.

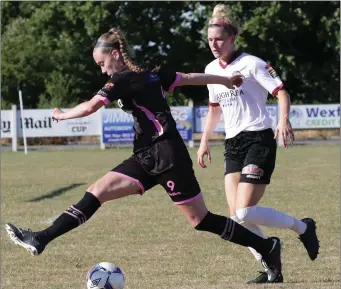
[
  {"left": 247, "top": 246, "right": 284, "bottom": 284},
  {"left": 260, "top": 237, "right": 282, "bottom": 283},
  {"left": 5, "top": 223, "right": 45, "bottom": 256},
  {"left": 247, "top": 271, "right": 283, "bottom": 284},
  {"left": 247, "top": 272, "right": 268, "bottom": 284},
  {"left": 299, "top": 218, "right": 319, "bottom": 261}
]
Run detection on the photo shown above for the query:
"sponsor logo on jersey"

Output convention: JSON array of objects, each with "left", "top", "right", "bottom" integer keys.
[
  {"left": 97, "top": 90, "right": 108, "bottom": 98},
  {"left": 242, "top": 164, "right": 264, "bottom": 179},
  {"left": 265, "top": 64, "right": 278, "bottom": 79},
  {"left": 104, "top": 82, "right": 114, "bottom": 90},
  {"left": 215, "top": 89, "right": 244, "bottom": 107},
  {"left": 117, "top": 99, "right": 133, "bottom": 114},
  {"left": 232, "top": 71, "right": 245, "bottom": 79}
]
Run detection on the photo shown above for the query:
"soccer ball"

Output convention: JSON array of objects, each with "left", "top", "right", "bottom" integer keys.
[{"left": 86, "top": 262, "right": 125, "bottom": 289}]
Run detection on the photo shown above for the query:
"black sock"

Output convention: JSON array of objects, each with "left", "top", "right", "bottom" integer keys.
[
  {"left": 195, "top": 211, "right": 272, "bottom": 256},
  {"left": 36, "top": 192, "right": 101, "bottom": 244}
]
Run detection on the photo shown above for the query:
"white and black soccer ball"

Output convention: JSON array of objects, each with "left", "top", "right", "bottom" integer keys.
[{"left": 86, "top": 262, "right": 125, "bottom": 289}]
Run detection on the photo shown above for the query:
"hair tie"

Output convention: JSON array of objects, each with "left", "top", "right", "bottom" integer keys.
[{"left": 209, "top": 19, "right": 228, "bottom": 27}]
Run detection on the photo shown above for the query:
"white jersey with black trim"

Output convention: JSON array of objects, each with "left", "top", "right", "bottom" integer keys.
[{"left": 205, "top": 51, "right": 283, "bottom": 139}]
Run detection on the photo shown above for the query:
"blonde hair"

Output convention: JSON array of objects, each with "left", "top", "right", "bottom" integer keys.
[
  {"left": 95, "top": 27, "right": 144, "bottom": 73},
  {"left": 209, "top": 4, "right": 241, "bottom": 36}
]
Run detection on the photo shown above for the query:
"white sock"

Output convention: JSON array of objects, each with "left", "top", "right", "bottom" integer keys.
[
  {"left": 231, "top": 215, "right": 264, "bottom": 261},
  {"left": 236, "top": 206, "right": 307, "bottom": 235},
  {"left": 292, "top": 218, "right": 308, "bottom": 235}
]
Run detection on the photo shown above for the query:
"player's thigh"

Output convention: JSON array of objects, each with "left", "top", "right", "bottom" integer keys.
[
  {"left": 224, "top": 135, "right": 247, "bottom": 215},
  {"left": 224, "top": 172, "right": 241, "bottom": 216},
  {"left": 89, "top": 155, "right": 156, "bottom": 203},
  {"left": 156, "top": 158, "right": 205, "bottom": 226},
  {"left": 237, "top": 129, "right": 277, "bottom": 208},
  {"left": 239, "top": 129, "right": 277, "bottom": 185},
  {"left": 157, "top": 165, "right": 202, "bottom": 205}
]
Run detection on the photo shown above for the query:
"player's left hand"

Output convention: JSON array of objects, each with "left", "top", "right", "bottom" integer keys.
[
  {"left": 52, "top": 108, "right": 65, "bottom": 122},
  {"left": 197, "top": 141, "right": 212, "bottom": 168},
  {"left": 274, "top": 119, "right": 295, "bottom": 148},
  {"left": 225, "top": 74, "right": 244, "bottom": 89}
]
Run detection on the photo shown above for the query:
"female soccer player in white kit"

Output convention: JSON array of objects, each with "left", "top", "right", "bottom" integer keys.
[{"left": 197, "top": 4, "right": 320, "bottom": 284}]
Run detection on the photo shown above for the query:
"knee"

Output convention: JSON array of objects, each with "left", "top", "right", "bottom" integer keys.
[
  {"left": 87, "top": 181, "right": 111, "bottom": 204},
  {"left": 236, "top": 206, "right": 256, "bottom": 223},
  {"left": 87, "top": 183, "right": 102, "bottom": 197},
  {"left": 87, "top": 183, "right": 107, "bottom": 204}
]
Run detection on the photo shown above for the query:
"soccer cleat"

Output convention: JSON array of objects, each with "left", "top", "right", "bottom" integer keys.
[
  {"left": 5, "top": 223, "right": 45, "bottom": 256},
  {"left": 247, "top": 271, "right": 268, "bottom": 284},
  {"left": 299, "top": 218, "right": 319, "bottom": 260},
  {"left": 260, "top": 237, "right": 282, "bottom": 283},
  {"left": 246, "top": 271, "right": 284, "bottom": 284},
  {"left": 246, "top": 251, "right": 284, "bottom": 284}
]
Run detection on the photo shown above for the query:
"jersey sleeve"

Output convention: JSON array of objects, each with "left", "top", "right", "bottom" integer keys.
[
  {"left": 207, "top": 84, "right": 219, "bottom": 107},
  {"left": 157, "top": 68, "right": 181, "bottom": 93},
  {"left": 205, "top": 66, "right": 219, "bottom": 106},
  {"left": 253, "top": 58, "right": 284, "bottom": 96},
  {"left": 95, "top": 73, "right": 132, "bottom": 105}
]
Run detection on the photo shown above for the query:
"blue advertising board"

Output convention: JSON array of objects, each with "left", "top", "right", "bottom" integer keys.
[{"left": 102, "top": 107, "right": 193, "bottom": 144}]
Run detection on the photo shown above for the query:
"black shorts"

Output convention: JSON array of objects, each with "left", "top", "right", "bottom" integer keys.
[
  {"left": 111, "top": 138, "right": 201, "bottom": 204},
  {"left": 224, "top": 128, "right": 277, "bottom": 184}
]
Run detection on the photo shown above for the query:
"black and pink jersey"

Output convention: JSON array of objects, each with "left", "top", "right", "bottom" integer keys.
[{"left": 95, "top": 68, "right": 182, "bottom": 153}]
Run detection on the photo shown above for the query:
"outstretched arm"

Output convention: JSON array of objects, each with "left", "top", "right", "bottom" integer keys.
[
  {"left": 178, "top": 73, "right": 243, "bottom": 88},
  {"left": 52, "top": 95, "right": 104, "bottom": 121}
]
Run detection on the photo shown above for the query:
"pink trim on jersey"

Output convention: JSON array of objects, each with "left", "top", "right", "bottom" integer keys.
[
  {"left": 173, "top": 192, "right": 202, "bottom": 205},
  {"left": 209, "top": 102, "right": 220, "bottom": 107},
  {"left": 112, "top": 172, "right": 145, "bottom": 195},
  {"left": 168, "top": 72, "right": 182, "bottom": 93},
  {"left": 135, "top": 104, "right": 164, "bottom": 136},
  {"left": 219, "top": 58, "right": 228, "bottom": 69},
  {"left": 94, "top": 95, "right": 110, "bottom": 105},
  {"left": 272, "top": 84, "right": 284, "bottom": 96}
]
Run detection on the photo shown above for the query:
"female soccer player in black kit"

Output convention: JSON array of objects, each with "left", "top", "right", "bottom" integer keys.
[{"left": 6, "top": 27, "right": 282, "bottom": 282}]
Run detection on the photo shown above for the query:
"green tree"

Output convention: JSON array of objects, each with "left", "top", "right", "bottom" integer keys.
[
  {"left": 200, "top": 1, "right": 340, "bottom": 104},
  {"left": 1, "top": 2, "right": 119, "bottom": 108},
  {"left": 1, "top": 1, "right": 339, "bottom": 109}
]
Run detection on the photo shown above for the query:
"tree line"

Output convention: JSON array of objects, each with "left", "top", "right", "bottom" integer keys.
[{"left": 1, "top": 1, "right": 339, "bottom": 109}]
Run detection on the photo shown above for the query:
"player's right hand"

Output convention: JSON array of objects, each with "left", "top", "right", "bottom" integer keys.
[
  {"left": 225, "top": 74, "right": 244, "bottom": 89},
  {"left": 197, "top": 142, "right": 211, "bottom": 168},
  {"left": 52, "top": 108, "right": 64, "bottom": 122}
]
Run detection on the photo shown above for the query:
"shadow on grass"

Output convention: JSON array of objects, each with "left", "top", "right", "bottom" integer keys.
[{"left": 26, "top": 183, "right": 86, "bottom": 202}]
